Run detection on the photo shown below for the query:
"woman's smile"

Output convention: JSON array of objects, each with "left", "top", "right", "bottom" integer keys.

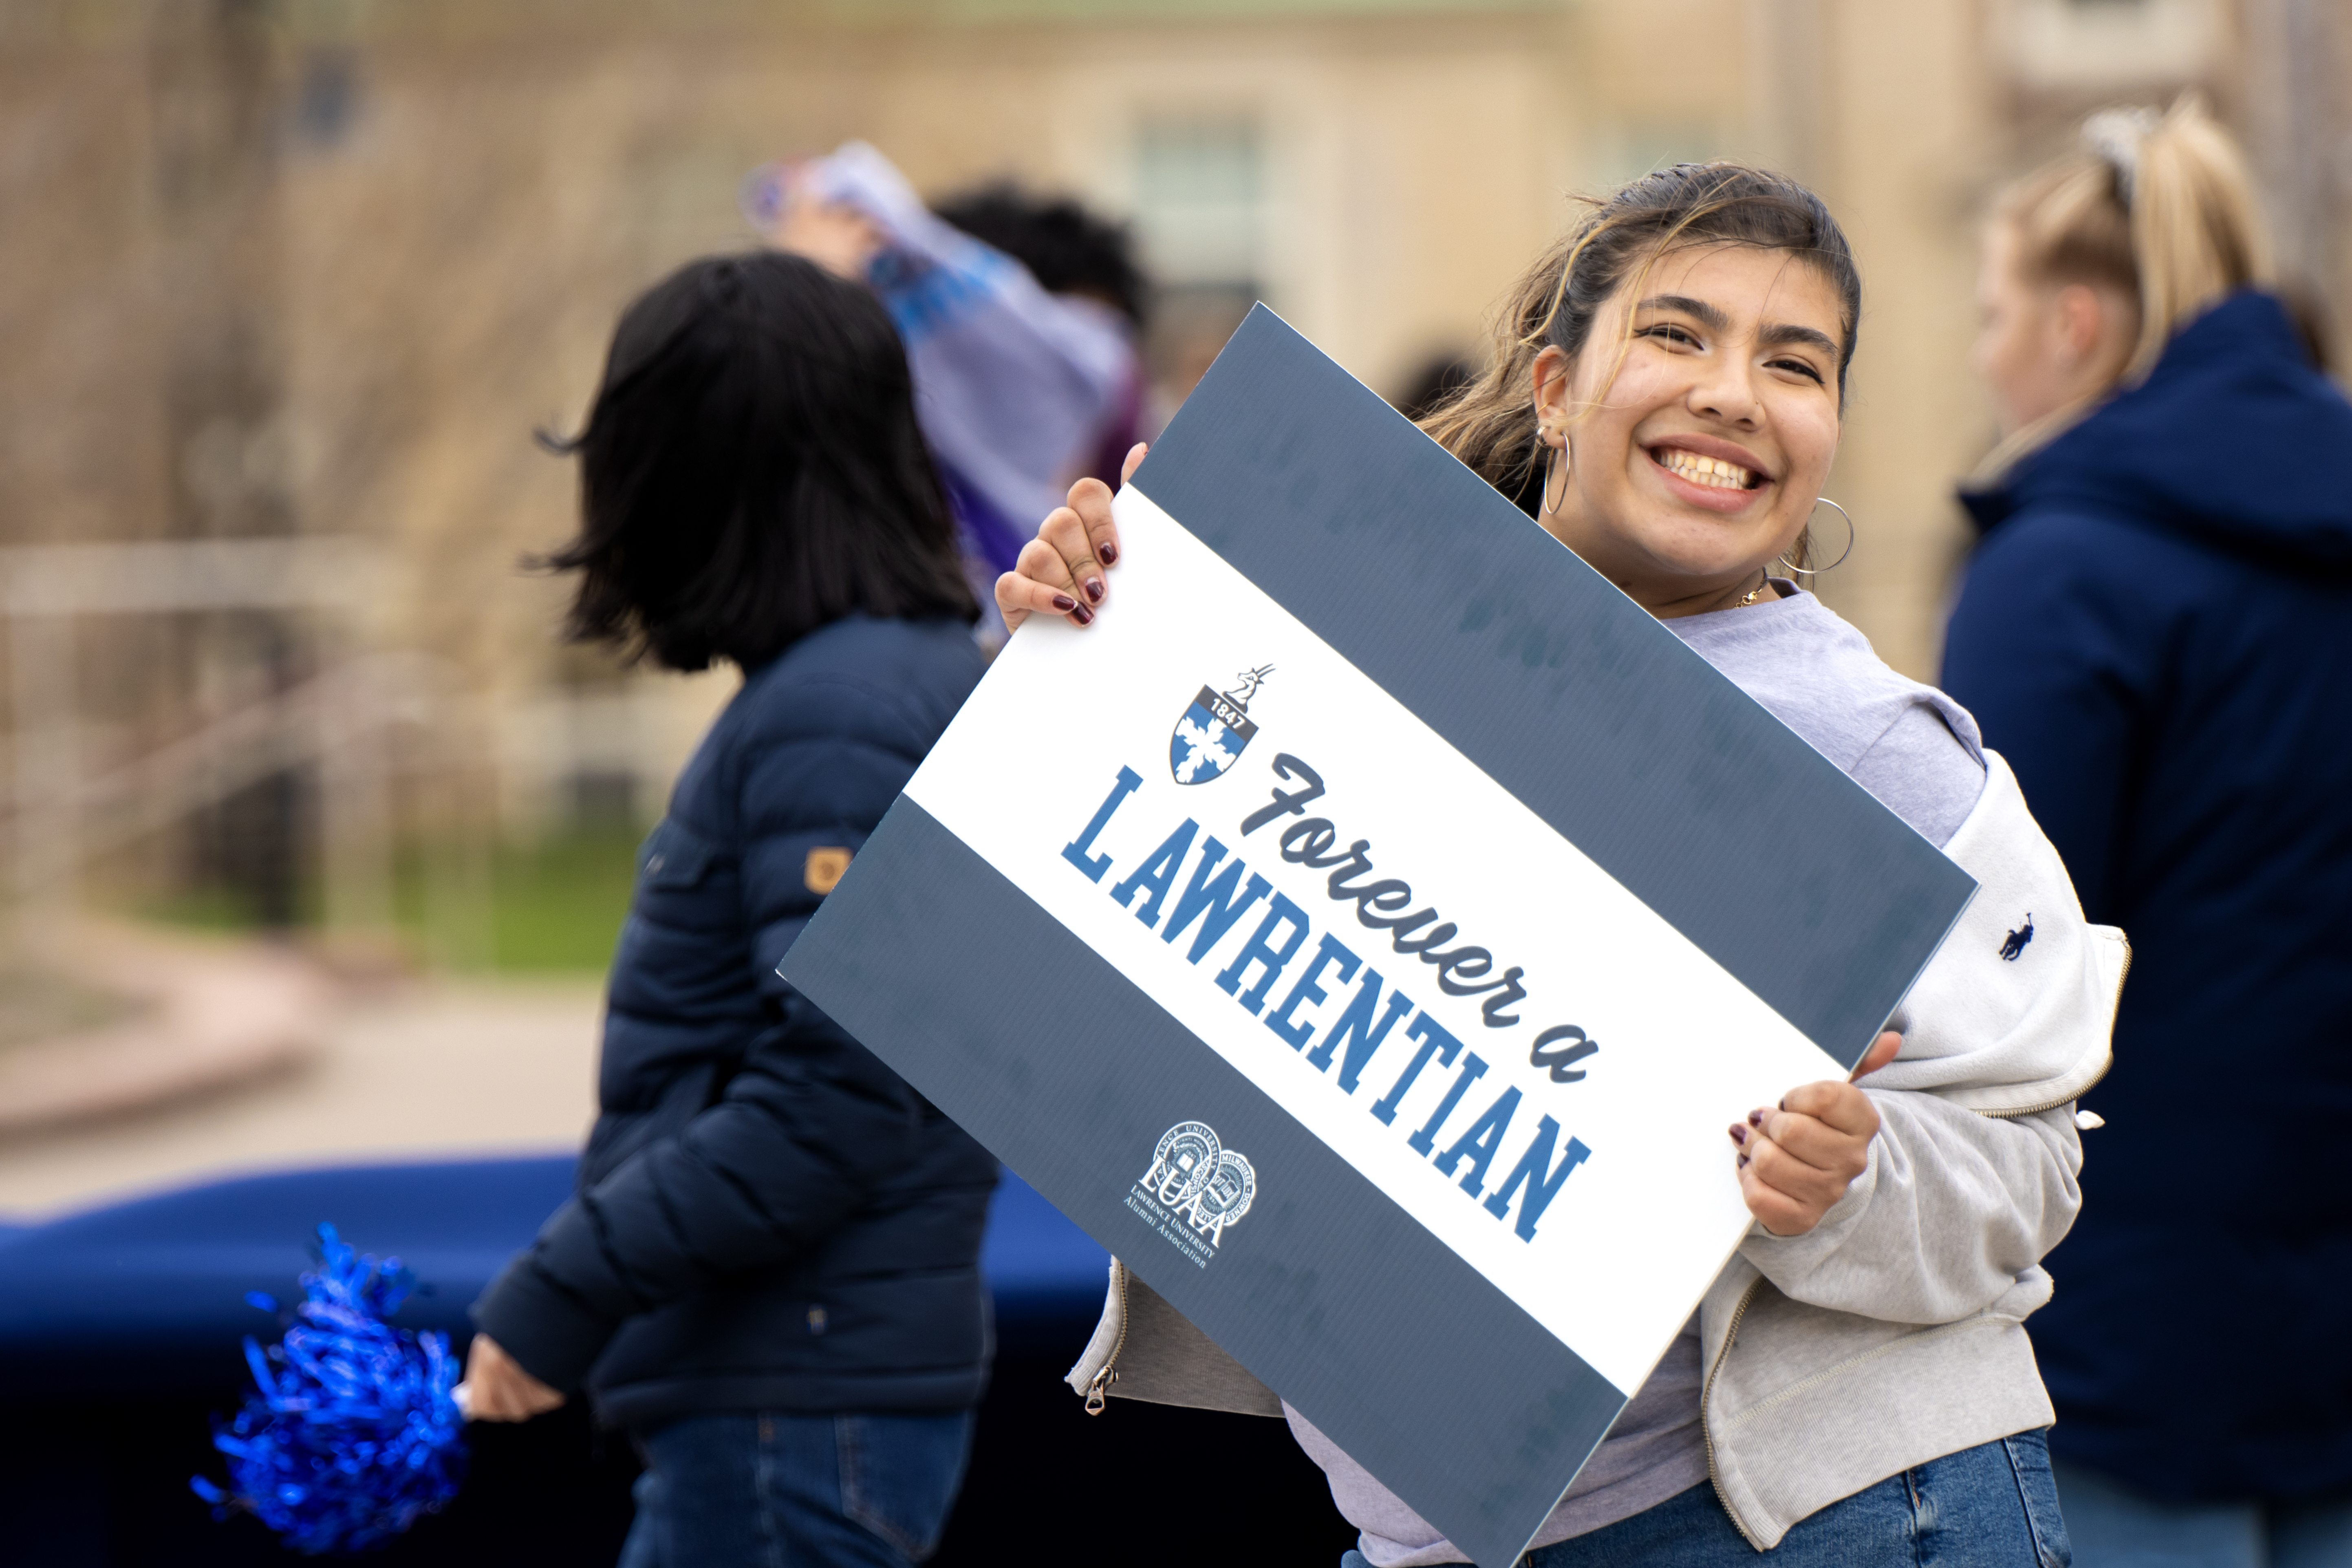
[{"left": 1643, "top": 435, "right": 1774, "bottom": 514}]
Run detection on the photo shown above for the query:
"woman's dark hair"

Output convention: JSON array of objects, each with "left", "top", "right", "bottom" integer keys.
[
  {"left": 541, "top": 251, "right": 976, "bottom": 672},
  {"left": 1422, "top": 163, "right": 1862, "bottom": 520},
  {"left": 932, "top": 183, "right": 1148, "bottom": 328}
]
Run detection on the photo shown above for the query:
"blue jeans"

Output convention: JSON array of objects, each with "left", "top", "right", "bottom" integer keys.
[
  {"left": 2053, "top": 1458, "right": 2352, "bottom": 1568},
  {"left": 616, "top": 1409, "right": 975, "bottom": 1568},
  {"left": 1342, "top": 1429, "right": 2069, "bottom": 1567}
]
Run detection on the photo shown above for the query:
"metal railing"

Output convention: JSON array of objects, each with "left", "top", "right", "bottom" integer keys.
[{"left": 0, "top": 539, "right": 427, "bottom": 928}]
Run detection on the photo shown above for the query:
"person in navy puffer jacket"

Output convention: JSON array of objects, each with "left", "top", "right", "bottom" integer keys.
[
  {"left": 465, "top": 251, "right": 996, "bottom": 1568},
  {"left": 1944, "top": 100, "right": 2352, "bottom": 1564}
]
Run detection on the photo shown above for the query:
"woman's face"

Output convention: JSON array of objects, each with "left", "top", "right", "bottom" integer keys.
[
  {"left": 1533, "top": 243, "right": 1845, "bottom": 617},
  {"left": 1970, "top": 221, "right": 2136, "bottom": 437},
  {"left": 1972, "top": 223, "right": 2072, "bottom": 436}
]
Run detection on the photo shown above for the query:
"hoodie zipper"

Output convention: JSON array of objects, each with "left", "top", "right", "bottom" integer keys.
[
  {"left": 1083, "top": 1259, "right": 1130, "bottom": 1414},
  {"left": 1702, "top": 1277, "right": 1768, "bottom": 1551},
  {"left": 1985, "top": 1057, "right": 2114, "bottom": 1120}
]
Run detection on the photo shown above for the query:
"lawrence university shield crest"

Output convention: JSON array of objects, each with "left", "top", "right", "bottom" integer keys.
[{"left": 1170, "top": 666, "right": 1272, "bottom": 785}]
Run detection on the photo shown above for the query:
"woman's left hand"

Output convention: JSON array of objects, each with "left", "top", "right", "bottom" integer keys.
[
  {"left": 1731, "top": 1030, "right": 1901, "bottom": 1237},
  {"left": 457, "top": 1333, "right": 565, "bottom": 1423}
]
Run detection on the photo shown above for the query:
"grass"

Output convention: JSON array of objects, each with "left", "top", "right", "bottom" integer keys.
[
  {"left": 477, "top": 823, "right": 644, "bottom": 973},
  {"left": 139, "top": 822, "right": 648, "bottom": 976}
]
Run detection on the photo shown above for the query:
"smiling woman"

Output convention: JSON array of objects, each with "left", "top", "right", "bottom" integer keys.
[{"left": 998, "top": 163, "right": 2118, "bottom": 1568}]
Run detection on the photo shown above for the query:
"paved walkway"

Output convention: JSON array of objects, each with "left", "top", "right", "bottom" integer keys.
[{"left": 0, "top": 978, "right": 604, "bottom": 1219}]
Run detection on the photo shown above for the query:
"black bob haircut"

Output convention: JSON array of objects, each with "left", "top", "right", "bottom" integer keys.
[{"left": 541, "top": 252, "right": 977, "bottom": 672}]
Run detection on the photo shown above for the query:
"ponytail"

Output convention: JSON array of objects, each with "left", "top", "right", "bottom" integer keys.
[
  {"left": 2121, "top": 98, "right": 2273, "bottom": 376},
  {"left": 2001, "top": 94, "right": 2273, "bottom": 384}
]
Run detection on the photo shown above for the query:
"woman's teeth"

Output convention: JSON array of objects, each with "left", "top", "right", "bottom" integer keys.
[{"left": 1656, "top": 448, "right": 1757, "bottom": 490}]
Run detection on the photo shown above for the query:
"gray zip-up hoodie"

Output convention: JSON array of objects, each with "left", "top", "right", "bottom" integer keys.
[{"left": 1066, "top": 593, "right": 2124, "bottom": 1555}]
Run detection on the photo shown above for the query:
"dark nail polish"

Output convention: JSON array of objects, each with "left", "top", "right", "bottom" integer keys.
[
  {"left": 1748, "top": 1110, "right": 1765, "bottom": 1128},
  {"left": 1051, "top": 593, "right": 1076, "bottom": 612},
  {"left": 1098, "top": 542, "right": 1118, "bottom": 565},
  {"left": 1737, "top": 1154, "right": 1750, "bottom": 1169},
  {"left": 1730, "top": 1125, "right": 1747, "bottom": 1145},
  {"left": 1084, "top": 577, "right": 1105, "bottom": 603},
  {"left": 1070, "top": 602, "right": 1094, "bottom": 626}
]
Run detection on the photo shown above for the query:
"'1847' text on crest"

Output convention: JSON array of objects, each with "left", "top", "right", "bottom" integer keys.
[{"left": 1170, "top": 665, "right": 1273, "bottom": 785}]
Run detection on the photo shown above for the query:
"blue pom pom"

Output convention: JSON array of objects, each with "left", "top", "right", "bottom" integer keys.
[{"left": 190, "top": 1224, "right": 467, "bottom": 1554}]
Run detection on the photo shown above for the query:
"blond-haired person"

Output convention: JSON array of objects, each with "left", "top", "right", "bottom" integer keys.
[
  {"left": 1003, "top": 164, "right": 2118, "bottom": 1566},
  {"left": 1945, "top": 99, "right": 2352, "bottom": 1568}
]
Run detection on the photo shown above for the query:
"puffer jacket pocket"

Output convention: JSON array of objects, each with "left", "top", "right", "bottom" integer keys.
[{"left": 638, "top": 818, "right": 718, "bottom": 890}]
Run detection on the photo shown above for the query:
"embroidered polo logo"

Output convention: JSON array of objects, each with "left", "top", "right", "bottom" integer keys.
[
  {"left": 1999, "top": 915, "right": 2034, "bottom": 962},
  {"left": 805, "top": 847, "right": 852, "bottom": 895}
]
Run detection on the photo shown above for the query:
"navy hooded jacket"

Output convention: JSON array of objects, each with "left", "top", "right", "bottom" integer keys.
[
  {"left": 472, "top": 614, "right": 996, "bottom": 1429},
  {"left": 1942, "top": 291, "right": 2352, "bottom": 1501}
]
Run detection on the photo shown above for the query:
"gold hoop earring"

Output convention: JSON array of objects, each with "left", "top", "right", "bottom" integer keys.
[
  {"left": 1542, "top": 438, "right": 1571, "bottom": 515},
  {"left": 1778, "top": 497, "right": 1855, "bottom": 576}
]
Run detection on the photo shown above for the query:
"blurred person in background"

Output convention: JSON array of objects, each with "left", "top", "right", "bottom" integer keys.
[
  {"left": 748, "top": 146, "right": 1145, "bottom": 637},
  {"left": 461, "top": 252, "right": 997, "bottom": 1568},
  {"left": 1944, "top": 98, "right": 2352, "bottom": 1567},
  {"left": 929, "top": 181, "right": 1151, "bottom": 492}
]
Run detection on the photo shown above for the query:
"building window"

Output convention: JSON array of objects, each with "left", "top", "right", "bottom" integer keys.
[
  {"left": 1133, "top": 118, "right": 1265, "bottom": 293},
  {"left": 1130, "top": 117, "right": 1268, "bottom": 413}
]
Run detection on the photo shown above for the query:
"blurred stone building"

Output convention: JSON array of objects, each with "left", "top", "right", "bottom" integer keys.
[{"left": 0, "top": 0, "right": 2343, "bottom": 929}]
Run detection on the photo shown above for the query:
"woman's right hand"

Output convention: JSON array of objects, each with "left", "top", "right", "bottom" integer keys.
[{"left": 994, "top": 443, "right": 1148, "bottom": 633}]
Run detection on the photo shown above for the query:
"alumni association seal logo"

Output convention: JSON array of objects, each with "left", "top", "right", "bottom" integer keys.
[
  {"left": 1125, "top": 1120, "right": 1257, "bottom": 1268},
  {"left": 1170, "top": 665, "right": 1273, "bottom": 786}
]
